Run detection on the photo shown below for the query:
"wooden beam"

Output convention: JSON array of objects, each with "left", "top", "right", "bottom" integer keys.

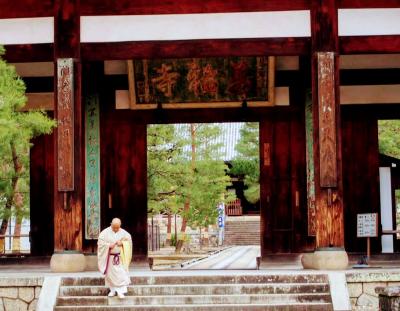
[
  {"left": 338, "top": 0, "right": 400, "bottom": 8},
  {"left": 0, "top": 0, "right": 53, "bottom": 18},
  {"left": 3, "top": 44, "right": 53, "bottom": 63},
  {"left": 54, "top": 0, "right": 80, "bottom": 58},
  {"left": 22, "top": 92, "right": 54, "bottom": 111},
  {"left": 81, "top": 0, "right": 309, "bottom": 15},
  {"left": 81, "top": 37, "right": 310, "bottom": 60},
  {"left": 53, "top": 0, "right": 83, "bottom": 252},
  {"left": 311, "top": 0, "right": 338, "bottom": 52},
  {"left": 5, "top": 37, "right": 400, "bottom": 61},
  {"left": 340, "top": 35, "right": 400, "bottom": 54},
  {"left": 311, "top": 0, "right": 344, "bottom": 249},
  {"left": 317, "top": 52, "right": 338, "bottom": 187},
  {"left": 2, "top": 0, "right": 400, "bottom": 20}
]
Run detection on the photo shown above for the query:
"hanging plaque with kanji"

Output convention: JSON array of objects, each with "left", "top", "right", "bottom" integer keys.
[
  {"left": 57, "top": 58, "right": 74, "bottom": 191},
  {"left": 85, "top": 95, "right": 101, "bottom": 239}
]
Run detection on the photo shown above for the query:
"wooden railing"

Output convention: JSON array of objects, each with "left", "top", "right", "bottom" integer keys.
[
  {"left": 148, "top": 224, "right": 160, "bottom": 252},
  {"left": 225, "top": 199, "right": 242, "bottom": 216},
  {"left": 0, "top": 234, "right": 30, "bottom": 255}
]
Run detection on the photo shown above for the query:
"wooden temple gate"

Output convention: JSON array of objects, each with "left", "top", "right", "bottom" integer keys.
[{"left": 1, "top": 0, "right": 400, "bottom": 268}]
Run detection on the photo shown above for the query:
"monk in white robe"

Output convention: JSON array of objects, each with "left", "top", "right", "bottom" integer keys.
[{"left": 97, "top": 218, "right": 132, "bottom": 298}]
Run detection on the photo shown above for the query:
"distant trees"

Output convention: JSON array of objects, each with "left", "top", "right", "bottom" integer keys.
[
  {"left": 378, "top": 120, "right": 400, "bottom": 219},
  {"left": 0, "top": 46, "right": 56, "bottom": 252},
  {"left": 147, "top": 123, "right": 233, "bottom": 253},
  {"left": 379, "top": 120, "right": 400, "bottom": 160},
  {"left": 229, "top": 122, "right": 260, "bottom": 204}
]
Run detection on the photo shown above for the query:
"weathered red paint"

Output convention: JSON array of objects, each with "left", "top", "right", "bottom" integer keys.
[
  {"left": 340, "top": 35, "right": 400, "bottom": 54},
  {"left": 81, "top": 38, "right": 311, "bottom": 61},
  {"left": 80, "top": 0, "right": 310, "bottom": 15},
  {"left": 317, "top": 52, "right": 337, "bottom": 188},
  {"left": 311, "top": 0, "right": 345, "bottom": 249},
  {"left": 53, "top": 0, "right": 83, "bottom": 252}
]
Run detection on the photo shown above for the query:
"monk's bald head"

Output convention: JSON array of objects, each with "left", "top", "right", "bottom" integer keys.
[{"left": 111, "top": 218, "right": 121, "bottom": 232}]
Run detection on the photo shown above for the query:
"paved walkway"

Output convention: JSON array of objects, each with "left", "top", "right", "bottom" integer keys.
[{"left": 184, "top": 246, "right": 260, "bottom": 269}]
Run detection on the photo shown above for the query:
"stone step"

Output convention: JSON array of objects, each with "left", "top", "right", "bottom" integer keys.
[
  {"left": 59, "top": 283, "right": 330, "bottom": 297},
  {"left": 224, "top": 227, "right": 260, "bottom": 230},
  {"left": 224, "top": 233, "right": 260, "bottom": 236},
  {"left": 61, "top": 275, "right": 329, "bottom": 286},
  {"left": 225, "top": 223, "right": 260, "bottom": 230},
  {"left": 223, "top": 244, "right": 260, "bottom": 246},
  {"left": 225, "top": 224, "right": 260, "bottom": 227},
  {"left": 54, "top": 303, "right": 333, "bottom": 310},
  {"left": 225, "top": 226, "right": 260, "bottom": 228},
  {"left": 56, "top": 293, "right": 331, "bottom": 306}
]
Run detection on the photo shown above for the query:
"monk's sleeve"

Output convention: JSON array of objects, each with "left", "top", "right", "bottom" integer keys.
[
  {"left": 121, "top": 230, "right": 133, "bottom": 271},
  {"left": 97, "top": 231, "right": 110, "bottom": 274}
]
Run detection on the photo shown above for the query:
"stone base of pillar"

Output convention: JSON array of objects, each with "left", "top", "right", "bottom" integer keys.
[
  {"left": 50, "top": 251, "right": 86, "bottom": 272},
  {"left": 301, "top": 248, "right": 349, "bottom": 270},
  {"left": 84, "top": 253, "right": 98, "bottom": 271}
]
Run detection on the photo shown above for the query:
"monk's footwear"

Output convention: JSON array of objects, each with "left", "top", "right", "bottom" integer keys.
[
  {"left": 108, "top": 291, "right": 116, "bottom": 297},
  {"left": 117, "top": 293, "right": 125, "bottom": 299}
]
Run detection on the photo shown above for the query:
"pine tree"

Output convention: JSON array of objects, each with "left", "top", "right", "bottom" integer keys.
[
  {"left": 230, "top": 122, "right": 260, "bottom": 204},
  {"left": 0, "top": 46, "right": 56, "bottom": 252},
  {"left": 175, "top": 123, "right": 232, "bottom": 252},
  {"left": 147, "top": 124, "right": 189, "bottom": 244},
  {"left": 147, "top": 123, "right": 233, "bottom": 253}
]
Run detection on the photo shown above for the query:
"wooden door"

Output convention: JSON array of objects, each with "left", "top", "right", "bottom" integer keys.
[{"left": 260, "top": 114, "right": 313, "bottom": 256}]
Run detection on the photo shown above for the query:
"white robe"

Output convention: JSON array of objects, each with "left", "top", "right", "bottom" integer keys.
[{"left": 97, "top": 227, "right": 132, "bottom": 293}]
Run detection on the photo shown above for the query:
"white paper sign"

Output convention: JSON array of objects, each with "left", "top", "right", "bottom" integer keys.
[{"left": 357, "top": 213, "right": 378, "bottom": 237}]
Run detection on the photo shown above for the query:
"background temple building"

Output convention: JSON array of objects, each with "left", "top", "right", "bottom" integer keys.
[{"left": 1, "top": 0, "right": 400, "bottom": 271}]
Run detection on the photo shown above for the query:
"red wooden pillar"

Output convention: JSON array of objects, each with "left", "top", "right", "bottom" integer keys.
[
  {"left": 52, "top": 0, "right": 83, "bottom": 263},
  {"left": 310, "top": 1, "right": 345, "bottom": 251}
]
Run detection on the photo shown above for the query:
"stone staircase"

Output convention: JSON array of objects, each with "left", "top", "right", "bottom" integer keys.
[
  {"left": 54, "top": 273, "right": 333, "bottom": 310},
  {"left": 224, "top": 216, "right": 261, "bottom": 246}
]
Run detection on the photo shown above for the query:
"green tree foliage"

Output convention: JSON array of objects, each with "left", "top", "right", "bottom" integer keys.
[
  {"left": 147, "top": 124, "right": 189, "bottom": 217},
  {"left": 230, "top": 122, "right": 260, "bottom": 204},
  {"left": 183, "top": 124, "right": 233, "bottom": 229},
  {"left": 0, "top": 45, "right": 56, "bottom": 249},
  {"left": 379, "top": 120, "right": 400, "bottom": 159},
  {"left": 378, "top": 120, "right": 400, "bottom": 220},
  {"left": 147, "top": 123, "right": 233, "bottom": 252}
]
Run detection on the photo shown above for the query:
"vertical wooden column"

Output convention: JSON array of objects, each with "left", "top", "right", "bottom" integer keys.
[
  {"left": 101, "top": 113, "right": 148, "bottom": 260},
  {"left": 310, "top": 0, "right": 344, "bottom": 249},
  {"left": 30, "top": 133, "right": 54, "bottom": 256},
  {"left": 259, "top": 120, "right": 273, "bottom": 257},
  {"left": 53, "top": 0, "right": 83, "bottom": 252}
]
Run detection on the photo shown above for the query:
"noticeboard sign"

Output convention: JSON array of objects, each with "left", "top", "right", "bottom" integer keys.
[{"left": 357, "top": 213, "right": 378, "bottom": 238}]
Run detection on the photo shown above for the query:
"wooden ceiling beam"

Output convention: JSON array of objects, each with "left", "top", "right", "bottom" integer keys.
[
  {"left": 80, "top": 0, "right": 310, "bottom": 15},
  {"left": 81, "top": 37, "right": 311, "bottom": 60},
  {"left": 1, "top": 0, "right": 400, "bottom": 19},
  {"left": 340, "top": 35, "right": 400, "bottom": 54},
  {"left": 338, "top": 0, "right": 400, "bottom": 8},
  {"left": 0, "top": 0, "right": 53, "bottom": 18},
  {"left": 3, "top": 44, "right": 53, "bottom": 62}
]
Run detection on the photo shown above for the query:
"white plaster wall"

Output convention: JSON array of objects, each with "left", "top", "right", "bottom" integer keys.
[
  {"left": 339, "top": 9, "right": 400, "bottom": 36},
  {"left": 81, "top": 11, "right": 311, "bottom": 43},
  {"left": 0, "top": 17, "right": 53, "bottom": 44},
  {"left": 379, "top": 167, "right": 394, "bottom": 253}
]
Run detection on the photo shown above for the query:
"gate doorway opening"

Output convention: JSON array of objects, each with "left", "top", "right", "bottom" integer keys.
[
  {"left": 147, "top": 122, "right": 261, "bottom": 269},
  {"left": 378, "top": 119, "right": 400, "bottom": 253}
]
